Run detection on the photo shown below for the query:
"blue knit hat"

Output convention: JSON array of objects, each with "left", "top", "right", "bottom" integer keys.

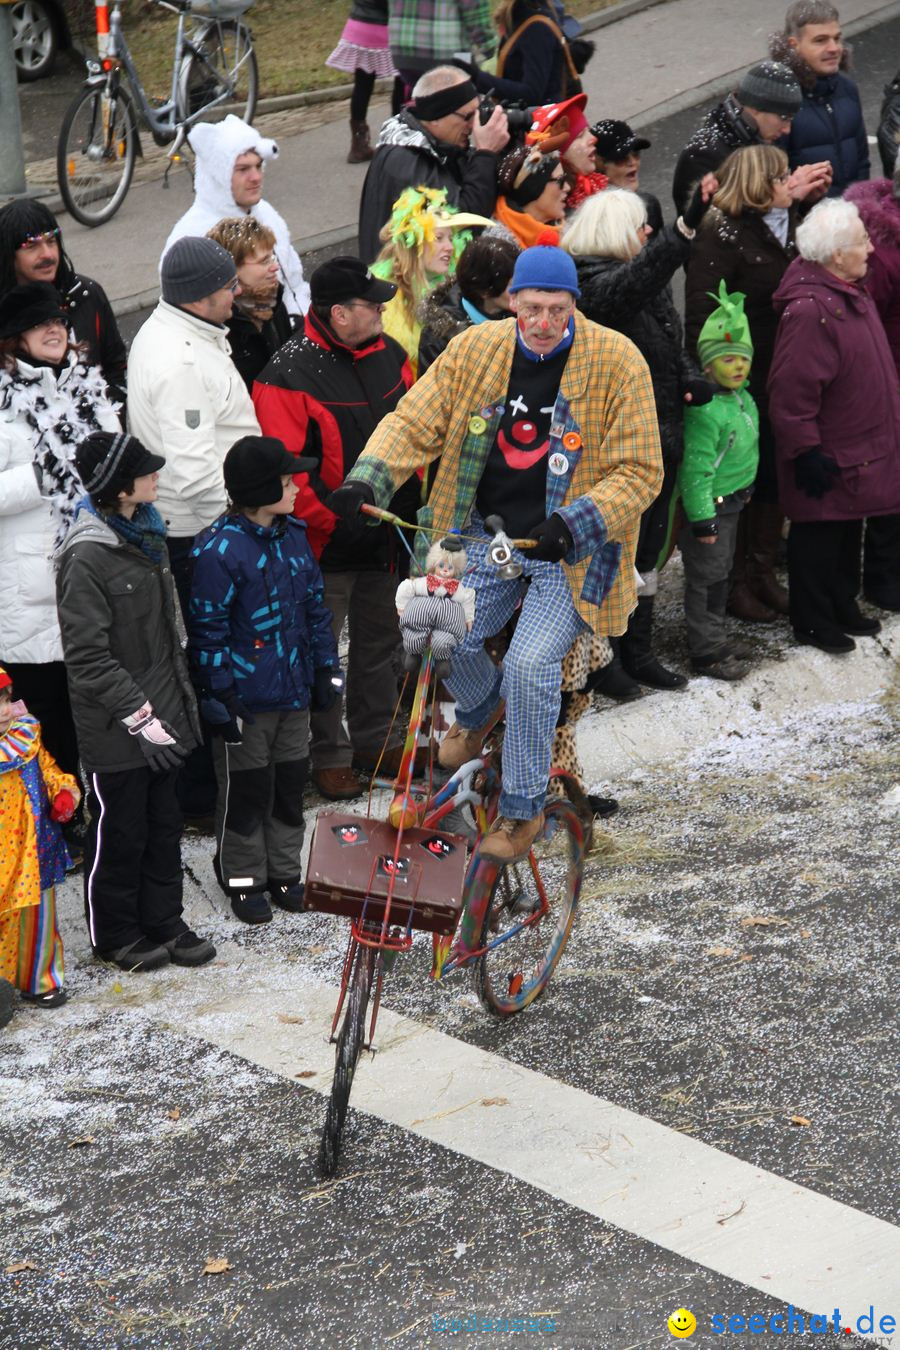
[{"left": 509, "top": 244, "right": 580, "bottom": 297}]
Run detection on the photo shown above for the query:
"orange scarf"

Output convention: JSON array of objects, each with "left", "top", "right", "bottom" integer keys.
[{"left": 493, "top": 197, "right": 561, "bottom": 250}]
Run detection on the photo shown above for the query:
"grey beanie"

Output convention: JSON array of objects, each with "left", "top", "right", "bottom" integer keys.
[
  {"left": 736, "top": 62, "right": 802, "bottom": 118},
  {"left": 161, "top": 235, "right": 236, "bottom": 304}
]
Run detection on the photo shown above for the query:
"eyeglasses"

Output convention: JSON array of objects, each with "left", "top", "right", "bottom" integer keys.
[
  {"left": 517, "top": 303, "right": 573, "bottom": 323},
  {"left": 344, "top": 299, "right": 386, "bottom": 313},
  {"left": 451, "top": 110, "right": 477, "bottom": 125},
  {"left": 18, "top": 228, "right": 61, "bottom": 252},
  {"left": 246, "top": 252, "right": 276, "bottom": 267},
  {"left": 549, "top": 174, "right": 568, "bottom": 188},
  {"left": 226, "top": 278, "right": 241, "bottom": 293}
]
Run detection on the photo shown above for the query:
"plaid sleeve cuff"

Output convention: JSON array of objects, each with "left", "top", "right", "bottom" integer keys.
[
  {"left": 557, "top": 496, "right": 608, "bottom": 563},
  {"left": 345, "top": 458, "right": 397, "bottom": 510}
]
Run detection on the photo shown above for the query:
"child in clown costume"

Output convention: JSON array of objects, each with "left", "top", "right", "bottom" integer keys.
[{"left": 0, "top": 664, "right": 79, "bottom": 1008}]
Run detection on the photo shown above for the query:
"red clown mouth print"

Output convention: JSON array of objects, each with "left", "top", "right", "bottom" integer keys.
[{"left": 496, "top": 418, "right": 550, "bottom": 470}]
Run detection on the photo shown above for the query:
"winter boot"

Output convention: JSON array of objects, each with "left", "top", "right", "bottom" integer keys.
[
  {"left": 585, "top": 638, "right": 641, "bottom": 701},
  {"left": 747, "top": 500, "right": 789, "bottom": 614},
  {"left": 619, "top": 595, "right": 687, "bottom": 690},
  {"left": 727, "top": 512, "right": 777, "bottom": 623},
  {"left": 347, "top": 120, "right": 374, "bottom": 164}
]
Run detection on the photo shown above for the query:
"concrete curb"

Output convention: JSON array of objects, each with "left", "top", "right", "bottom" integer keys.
[
  {"left": 578, "top": 616, "right": 899, "bottom": 784},
  {"left": 629, "top": 0, "right": 900, "bottom": 130}
]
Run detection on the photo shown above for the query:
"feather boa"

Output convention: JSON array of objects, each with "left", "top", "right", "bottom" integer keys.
[{"left": 0, "top": 358, "right": 121, "bottom": 547}]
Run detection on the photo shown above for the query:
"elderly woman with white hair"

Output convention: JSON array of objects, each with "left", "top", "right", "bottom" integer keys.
[
  {"left": 767, "top": 197, "right": 900, "bottom": 653},
  {"left": 561, "top": 176, "right": 716, "bottom": 694}
]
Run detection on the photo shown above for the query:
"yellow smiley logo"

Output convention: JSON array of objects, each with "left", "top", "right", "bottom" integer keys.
[{"left": 668, "top": 1308, "right": 697, "bottom": 1338}]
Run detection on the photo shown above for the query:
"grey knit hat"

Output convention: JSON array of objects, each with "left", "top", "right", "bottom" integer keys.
[
  {"left": 161, "top": 236, "right": 236, "bottom": 304},
  {"left": 736, "top": 62, "right": 802, "bottom": 118}
]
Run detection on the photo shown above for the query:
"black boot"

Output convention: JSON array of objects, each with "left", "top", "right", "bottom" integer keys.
[
  {"left": 585, "top": 638, "right": 641, "bottom": 701},
  {"left": 620, "top": 596, "right": 687, "bottom": 690}
]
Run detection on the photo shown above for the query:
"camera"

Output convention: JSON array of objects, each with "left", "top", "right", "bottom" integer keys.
[{"left": 478, "top": 94, "right": 536, "bottom": 134}]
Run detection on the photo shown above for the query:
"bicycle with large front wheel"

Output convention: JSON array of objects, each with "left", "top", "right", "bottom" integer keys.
[
  {"left": 305, "top": 507, "right": 586, "bottom": 1176},
  {"left": 57, "top": 0, "right": 258, "bottom": 227}
]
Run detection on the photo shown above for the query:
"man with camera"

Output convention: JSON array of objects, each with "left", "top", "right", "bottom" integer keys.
[{"left": 358, "top": 67, "right": 509, "bottom": 263}]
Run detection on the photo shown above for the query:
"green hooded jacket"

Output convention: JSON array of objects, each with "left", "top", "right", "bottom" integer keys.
[{"left": 678, "top": 387, "right": 759, "bottom": 524}]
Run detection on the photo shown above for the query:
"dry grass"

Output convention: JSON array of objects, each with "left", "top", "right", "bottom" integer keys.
[{"left": 86, "top": 0, "right": 620, "bottom": 102}]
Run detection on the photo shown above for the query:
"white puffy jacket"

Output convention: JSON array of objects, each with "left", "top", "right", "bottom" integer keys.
[
  {"left": 127, "top": 301, "right": 260, "bottom": 538},
  {"left": 0, "top": 359, "right": 121, "bottom": 664},
  {"left": 160, "top": 114, "right": 310, "bottom": 317}
]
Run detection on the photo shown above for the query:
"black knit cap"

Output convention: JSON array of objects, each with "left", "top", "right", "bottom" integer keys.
[
  {"left": 76, "top": 431, "right": 166, "bottom": 497},
  {"left": 736, "top": 62, "right": 802, "bottom": 118},
  {"left": 161, "top": 236, "right": 236, "bottom": 304},
  {"left": 0, "top": 281, "right": 68, "bottom": 340},
  {"left": 224, "top": 435, "right": 316, "bottom": 508}
]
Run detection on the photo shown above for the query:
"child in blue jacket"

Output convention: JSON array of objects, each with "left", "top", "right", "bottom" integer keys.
[{"left": 189, "top": 437, "right": 341, "bottom": 924}]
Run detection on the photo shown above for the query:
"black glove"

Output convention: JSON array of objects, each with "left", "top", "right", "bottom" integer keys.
[
  {"left": 135, "top": 719, "right": 188, "bottom": 771},
  {"left": 682, "top": 179, "right": 712, "bottom": 231},
  {"left": 528, "top": 513, "right": 574, "bottom": 563},
  {"left": 325, "top": 481, "right": 376, "bottom": 532},
  {"left": 311, "top": 667, "right": 344, "bottom": 713},
  {"left": 200, "top": 689, "right": 255, "bottom": 744},
  {"left": 794, "top": 447, "right": 839, "bottom": 500},
  {"left": 683, "top": 376, "right": 717, "bottom": 407}
]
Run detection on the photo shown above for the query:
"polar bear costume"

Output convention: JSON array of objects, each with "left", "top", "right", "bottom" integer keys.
[{"left": 160, "top": 114, "right": 309, "bottom": 316}]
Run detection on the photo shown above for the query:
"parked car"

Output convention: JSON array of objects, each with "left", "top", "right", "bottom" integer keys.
[{"left": 12, "top": 0, "right": 72, "bottom": 82}]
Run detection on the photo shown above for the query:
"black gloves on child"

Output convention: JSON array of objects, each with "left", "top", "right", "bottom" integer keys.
[
  {"left": 312, "top": 668, "right": 345, "bottom": 712},
  {"left": 200, "top": 689, "right": 255, "bottom": 744}
]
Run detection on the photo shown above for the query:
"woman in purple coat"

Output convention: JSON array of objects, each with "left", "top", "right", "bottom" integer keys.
[{"left": 768, "top": 197, "right": 900, "bottom": 653}]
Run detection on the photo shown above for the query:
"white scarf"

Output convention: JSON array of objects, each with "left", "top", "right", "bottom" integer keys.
[{"left": 0, "top": 357, "right": 121, "bottom": 547}]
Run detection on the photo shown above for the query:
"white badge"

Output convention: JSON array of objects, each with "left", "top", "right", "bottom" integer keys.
[{"left": 549, "top": 452, "right": 568, "bottom": 476}]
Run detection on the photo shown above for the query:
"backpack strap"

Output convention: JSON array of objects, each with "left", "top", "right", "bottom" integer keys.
[{"left": 496, "top": 14, "right": 581, "bottom": 98}]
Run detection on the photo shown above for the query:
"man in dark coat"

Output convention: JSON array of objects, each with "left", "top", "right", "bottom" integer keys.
[
  {"left": 357, "top": 66, "right": 508, "bottom": 264},
  {"left": 253, "top": 258, "right": 415, "bottom": 801},
  {"left": 673, "top": 62, "right": 806, "bottom": 214},
  {"left": 770, "top": 1, "right": 869, "bottom": 196},
  {"left": 0, "top": 199, "right": 127, "bottom": 403}
]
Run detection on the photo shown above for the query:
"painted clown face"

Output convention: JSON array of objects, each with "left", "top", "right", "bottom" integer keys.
[{"left": 708, "top": 353, "right": 751, "bottom": 389}]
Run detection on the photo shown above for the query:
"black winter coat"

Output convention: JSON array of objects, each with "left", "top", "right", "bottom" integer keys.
[
  {"left": 672, "top": 95, "right": 761, "bottom": 215},
  {"left": 574, "top": 225, "right": 696, "bottom": 466},
  {"left": 418, "top": 283, "right": 470, "bottom": 377},
  {"left": 62, "top": 273, "right": 127, "bottom": 404},
  {"left": 684, "top": 206, "right": 798, "bottom": 402},
  {"left": 358, "top": 111, "right": 499, "bottom": 264},
  {"left": 781, "top": 72, "right": 869, "bottom": 195},
  {"left": 55, "top": 511, "right": 200, "bottom": 774},
  {"left": 474, "top": 4, "right": 567, "bottom": 106},
  {"left": 225, "top": 291, "right": 293, "bottom": 392}
]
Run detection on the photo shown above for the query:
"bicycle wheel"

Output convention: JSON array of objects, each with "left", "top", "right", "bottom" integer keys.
[
  {"left": 57, "top": 82, "right": 137, "bottom": 227},
  {"left": 318, "top": 942, "right": 375, "bottom": 1177},
  {"left": 178, "top": 20, "right": 257, "bottom": 124},
  {"left": 471, "top": 798, "right": 584, "bottom": 1017}
]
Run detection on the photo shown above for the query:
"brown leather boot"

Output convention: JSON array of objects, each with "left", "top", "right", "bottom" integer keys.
[
  {"left": 479, "top": 812, "right": 545, "bottom": 863},
  {"left": 747, "top": 500, "right": 790, "bottom": 615},
  {"left": 347, "top": 120, "right": 374, "bottom": 163},
  {"left": 438, "top": 720, "right": 492, "bottom": 771},
  {"left": 727, "top": 512, "right": 777, "bottom": 623}
]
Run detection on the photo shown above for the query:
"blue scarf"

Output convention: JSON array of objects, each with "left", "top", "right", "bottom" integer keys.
[
  {"left": 515, "top": 314, "right": 575, "bottom": 363},
  {"left": 82, "top": 498, "right": 167, "bottom": 563}
]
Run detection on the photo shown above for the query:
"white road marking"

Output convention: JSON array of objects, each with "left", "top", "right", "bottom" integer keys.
[{"left": 139, "top": 956, "right": 900, "bottom": 1343}]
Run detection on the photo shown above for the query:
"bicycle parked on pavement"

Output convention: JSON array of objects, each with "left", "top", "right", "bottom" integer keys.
[
  {"left": 57, "top": 0, "right": 258, "bottom": 227},
  {"left": 304, "top": 507, "right": 587, "bottom": 1176}
]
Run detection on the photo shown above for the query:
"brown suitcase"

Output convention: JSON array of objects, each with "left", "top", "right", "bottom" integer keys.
[{"left": 303, "top": 810, "right": 468, "bottom": 936}]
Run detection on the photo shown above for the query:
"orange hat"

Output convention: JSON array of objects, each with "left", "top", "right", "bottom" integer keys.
[{"left": 526, "top": 93, "right": 589, "bottom": 155}]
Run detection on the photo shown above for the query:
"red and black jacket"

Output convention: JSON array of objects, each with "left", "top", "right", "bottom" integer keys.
[{"left": 253, "top": 312, "right": 414, "bottom": 572}]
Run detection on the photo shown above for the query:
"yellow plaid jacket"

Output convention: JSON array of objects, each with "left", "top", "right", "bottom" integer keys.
[{"left": 348, "top": 312, "right": 663, "bottom": 636}]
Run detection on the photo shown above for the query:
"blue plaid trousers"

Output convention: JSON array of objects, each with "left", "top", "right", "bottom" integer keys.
[{"left": 444, "top": 535, "right": 587, "bottom": 819}]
